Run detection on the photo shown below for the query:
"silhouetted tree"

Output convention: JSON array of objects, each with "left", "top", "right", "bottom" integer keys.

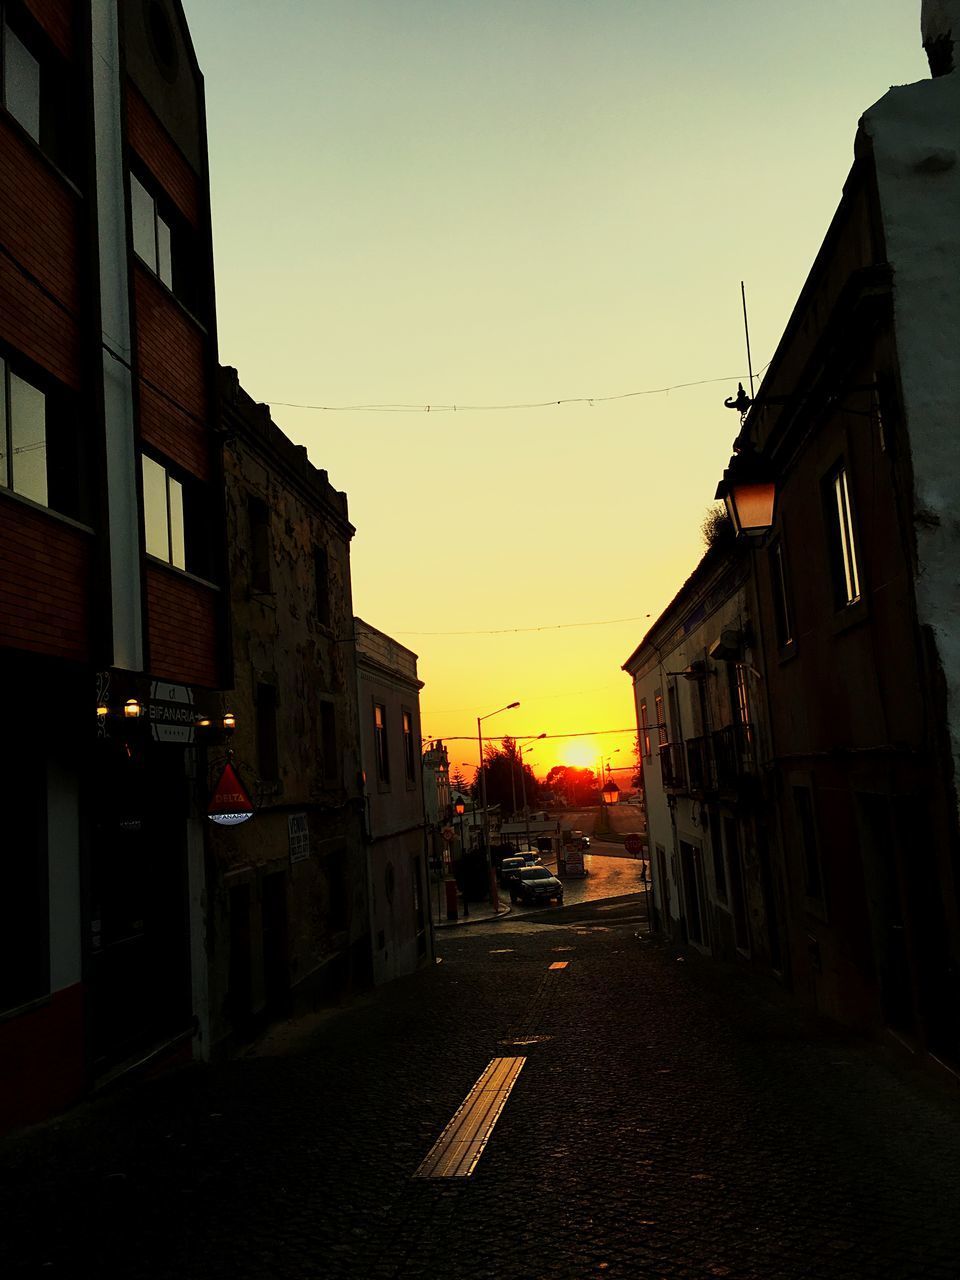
[
  {"left": 473, "top": 737, "right": 540, "bottom": 817},
  {"left": 543, "top": 764, "right": 600, "bottom": 807}
]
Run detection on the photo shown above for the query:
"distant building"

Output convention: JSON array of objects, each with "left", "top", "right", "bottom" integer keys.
[
  {"left": 355, "top": 620, "right": 433, "bottom": 983},
  {"left": 206, "top": 370, "right": 368, "bottom": 1050},
  {"left": 623, "top": 536, "right": 784, "bottom": 971}
]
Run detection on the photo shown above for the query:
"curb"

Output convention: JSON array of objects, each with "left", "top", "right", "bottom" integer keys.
[{"left": 433, "top": 903, "right": 513, "bottom": 930}]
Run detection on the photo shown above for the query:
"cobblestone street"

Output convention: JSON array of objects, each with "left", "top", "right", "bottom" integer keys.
[{"left": 4, "top": 872, "right": 960, "bottom": 1279}]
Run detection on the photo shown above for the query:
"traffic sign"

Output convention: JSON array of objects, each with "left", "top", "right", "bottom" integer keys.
[
  {"left": 441, "top": 826, "right": 456, "bottom": 842},
  {"left": 624, "top": 832, "right": 645, "bottom": 857}
]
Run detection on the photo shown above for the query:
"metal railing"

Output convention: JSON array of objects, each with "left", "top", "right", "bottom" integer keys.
[{"left": 712, "top": 722, "right": 756, "bottom": 790}]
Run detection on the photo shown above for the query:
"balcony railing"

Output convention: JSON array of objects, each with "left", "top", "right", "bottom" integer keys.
[
  {"left": 712, "top": 722, "right": 756, "bottom": 790},
  {"left": 685, "top": 735, "right": 716, "bottom": 793},
  {"left": 659, "top": 741, "right": 686, "bottom": 791}
]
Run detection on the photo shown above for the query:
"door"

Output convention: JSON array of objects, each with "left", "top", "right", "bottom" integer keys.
[
  {"left": 261, "top": 872, "right": 289, "bottom": 1016},
  {"left": 89, "top": 740, "right": 191, "bottom": 1069},
  {"left": 679, "top": 840, "right": 705, "bottom": 947}
]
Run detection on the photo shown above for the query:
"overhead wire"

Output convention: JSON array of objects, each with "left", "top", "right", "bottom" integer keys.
[
  {"left": 267, "top": 363, "right": 772, "bottom": 415},
  {"left": 396, "top": 612, "right": 652, "bottom": 637}
]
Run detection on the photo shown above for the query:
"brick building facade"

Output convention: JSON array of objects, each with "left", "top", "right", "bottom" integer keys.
[{"left": 0, "top": 0, "right": 229, "bottom": 1131}]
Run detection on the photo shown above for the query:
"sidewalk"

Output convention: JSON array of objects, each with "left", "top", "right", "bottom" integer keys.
[{"left": 433, "top": 898, "right": 511, "bottom": 928}]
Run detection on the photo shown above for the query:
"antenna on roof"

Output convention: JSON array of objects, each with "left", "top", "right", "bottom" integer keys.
[{"left": 741, "top": 280, "right": 755, "bottom": 399}]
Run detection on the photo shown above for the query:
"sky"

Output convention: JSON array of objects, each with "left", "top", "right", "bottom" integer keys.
[{"left": 182, "top": 0, "right": 928, "bottom": 781}]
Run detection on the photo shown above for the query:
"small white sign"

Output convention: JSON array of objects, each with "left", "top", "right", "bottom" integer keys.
[{"left": 288, "top": 813, "right": 310, "bottom": 863}]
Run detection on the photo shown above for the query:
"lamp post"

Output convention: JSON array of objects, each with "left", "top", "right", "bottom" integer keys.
[
  {"left": 477, "top": 700, "right": 520, "bottom": 904},
  {"left": 518, "top": 733, "right": 546, "bottom": 850}
]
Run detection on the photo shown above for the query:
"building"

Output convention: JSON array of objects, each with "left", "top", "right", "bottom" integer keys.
[
  {"left": 623, "top": 533, "right": 785, "bottom": 973},
  {"left": 628, "top": 10, "right": 960, "bottom": 1063},
  {"left": 205, "top": 369, "right": 368, "bottom": 1050},
  {"left": 1, "top": 0, "right": 229, "bottom": 1131},
  {"left": 355, "top": 619, "right": 432, "bottom": 983}
]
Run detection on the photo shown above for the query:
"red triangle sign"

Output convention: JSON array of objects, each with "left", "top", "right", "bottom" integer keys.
[{"left": 207, "top": 760, "right": 255, "bottom": 826}]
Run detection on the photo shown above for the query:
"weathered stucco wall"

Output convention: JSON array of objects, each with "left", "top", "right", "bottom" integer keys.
[{"left": 861, "top": 69, "right": 960, "bottom": 819}]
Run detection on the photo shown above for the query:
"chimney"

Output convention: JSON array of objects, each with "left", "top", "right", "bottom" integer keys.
[{"left": 922, "top": 0, "right": 959, "bottom": 75}]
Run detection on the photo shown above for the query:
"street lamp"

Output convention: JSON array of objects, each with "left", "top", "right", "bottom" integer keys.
[
  {"left": 518, "top": 733, "right": 546, "bottom": 850},
  {"left": 715, "top": 443, "right": 776, "bottom": 536},
  {"left": 477, "top": 701, "right": 520, "bottom": 903},
  {"left": 601, "top": 778, "right": 621, "bottom": 805},
  {"left": 454, "top": 795, "right": 466, "bottom": 847}
]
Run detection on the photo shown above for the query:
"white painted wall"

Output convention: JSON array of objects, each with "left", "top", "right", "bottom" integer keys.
[{"left": 861, "top": 68, "right": 960, "bottom": 820}]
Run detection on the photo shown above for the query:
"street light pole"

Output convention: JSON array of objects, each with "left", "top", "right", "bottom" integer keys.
[
  {"left": 477, "top": 701, "right": 520, "bottom": 902},
  {"left": 518, "top": 732, "right": 546, "bottom": 850}
]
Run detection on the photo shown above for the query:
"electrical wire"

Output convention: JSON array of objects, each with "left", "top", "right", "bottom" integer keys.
[
  {"left": 267, "top": 364, "right": 773, "bottom": 415},
  {"left": 395, "top": 612, "right": 652, "bottom": 637}
]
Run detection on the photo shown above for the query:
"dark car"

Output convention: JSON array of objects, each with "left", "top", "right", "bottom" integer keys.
[
  {"left": 511, "top": 866, "right": 564, "bottom": 906},
  {"left": 499, "top": 856, "right": 526, "bottom": 886}
]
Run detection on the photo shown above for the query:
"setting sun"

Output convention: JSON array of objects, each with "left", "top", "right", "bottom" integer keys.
[{"left": 560, "top": 740, "right": 599, "bottom": 770}]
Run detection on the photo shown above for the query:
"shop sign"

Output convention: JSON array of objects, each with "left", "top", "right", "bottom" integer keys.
[
  {"left": 149, "top": 681, "right": 196, "bottom": 745},
  {"left": 207, "top": 760, "right": 255, "bottom": 826}
]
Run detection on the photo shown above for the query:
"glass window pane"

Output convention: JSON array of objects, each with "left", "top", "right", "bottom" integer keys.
[
  {"left": 168, "top": 476, "right": 185, "bottom": 569},
  {"left": 841, "top": 470, "right": 861, "bottom": 599},
  {"left": 4, "top": 25, "right": 40, "bottom": 143},
  {"left": 9, "top": 373, "right": 46, "bottom": 506},
  {"left": 141, "top": 454, "right": 169, "bottom": 559},
  {"left": 130, "top": 174, "right": 157, "bottom": 271},
  {"left": 156, "top": 215, "right": 173, "bottom": 288},
  {"left": 0, "top": 357, "right": 7, "bottom": 488}
]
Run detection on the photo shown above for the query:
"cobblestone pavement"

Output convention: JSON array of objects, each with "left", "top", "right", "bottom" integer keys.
[{"left": 4, "top": 890, "right": 960, "bottom": 1280}]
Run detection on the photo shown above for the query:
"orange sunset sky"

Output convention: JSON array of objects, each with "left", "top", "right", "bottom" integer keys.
[{"left": 182, "top": 0, "right": 926, "bottom": 779}]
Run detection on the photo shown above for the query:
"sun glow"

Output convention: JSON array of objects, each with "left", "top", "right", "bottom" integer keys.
[{"left": 560, "top": 739, "right": 599, "bottom": 770}]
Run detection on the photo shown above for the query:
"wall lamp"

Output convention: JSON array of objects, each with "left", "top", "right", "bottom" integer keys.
[{"left": 715, "top": 443, "right": 776, "bottom": 537}]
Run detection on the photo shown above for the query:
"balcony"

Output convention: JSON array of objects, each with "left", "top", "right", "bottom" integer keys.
[
  {"left": 712, "top": 723, "right": 757, "bottom": 791},
  {"left": 685, "top": 735, "right": 716, "bottom": 794},
  {"left": 659, "top": 741, "right": 687, "bottom": 792}
]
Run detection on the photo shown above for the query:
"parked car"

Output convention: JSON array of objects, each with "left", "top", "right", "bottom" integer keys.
[
  {"left": 499, "top": 856, "right": 526, "bottom": 886},
  {"left": 520, "top": 851, "right": 541, "bottom": 866},
  {"left": 511, "top": 866, "right": 564, "bottom": 906}
]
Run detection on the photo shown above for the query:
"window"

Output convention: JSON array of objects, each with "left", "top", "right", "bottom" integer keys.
[
  {"left": 314, "top": 546, "right": 330, "bottom": 626},
  {"left": 1, "top": 10, "right": 77, "bottom": 173},
  {"left": 654, "top": 691, "right": 667, "bottom": 747},
  {"left": 128, "top": 169, "right": 201, "bottom": 311},
  {"left": 824, "top": 464, "right": 862, "bottom": 608},
  {"left": 130, "top": 172, "right": 173, "bottom": 289},
  {"left": 248, "top": 496, "right": 271, "bottom": 593},
  {"left": 142, "top": 454, "right": 185, "bottom": 569},
  {"left": 256, "top": 683, "right": 279, "bottom": 783},
  {"left": 0, "top": 356, "right": 91, "bottom": 519},
  {"left": 731, "top": 663, "right": 750, "bottom": 726},
  {"left": 374, "top": 703, "right": 390, "bottom": 783},
  {"left": 640, "top": 700, "right": 652, "bottom": 759},
  {"left": 1, "top": 359, "right": 45, "bottom": 506},
  {"left": 142, "top": 454, "right": 212, "bottom": 577},
  {"left": 794, "top": 786, "right": 825, "bottom": 904},
  {"left": 769, "top": 539, "right": 794, "bottom": 648},
  {"left": 320, "top": 700, "right": 337, "bottom": 782},
  {"left": 3, "top": 16, "right": 39, "bottom": 141},
  {"left": 402, "top": 709, "right": 416, "bottom": 783}
]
